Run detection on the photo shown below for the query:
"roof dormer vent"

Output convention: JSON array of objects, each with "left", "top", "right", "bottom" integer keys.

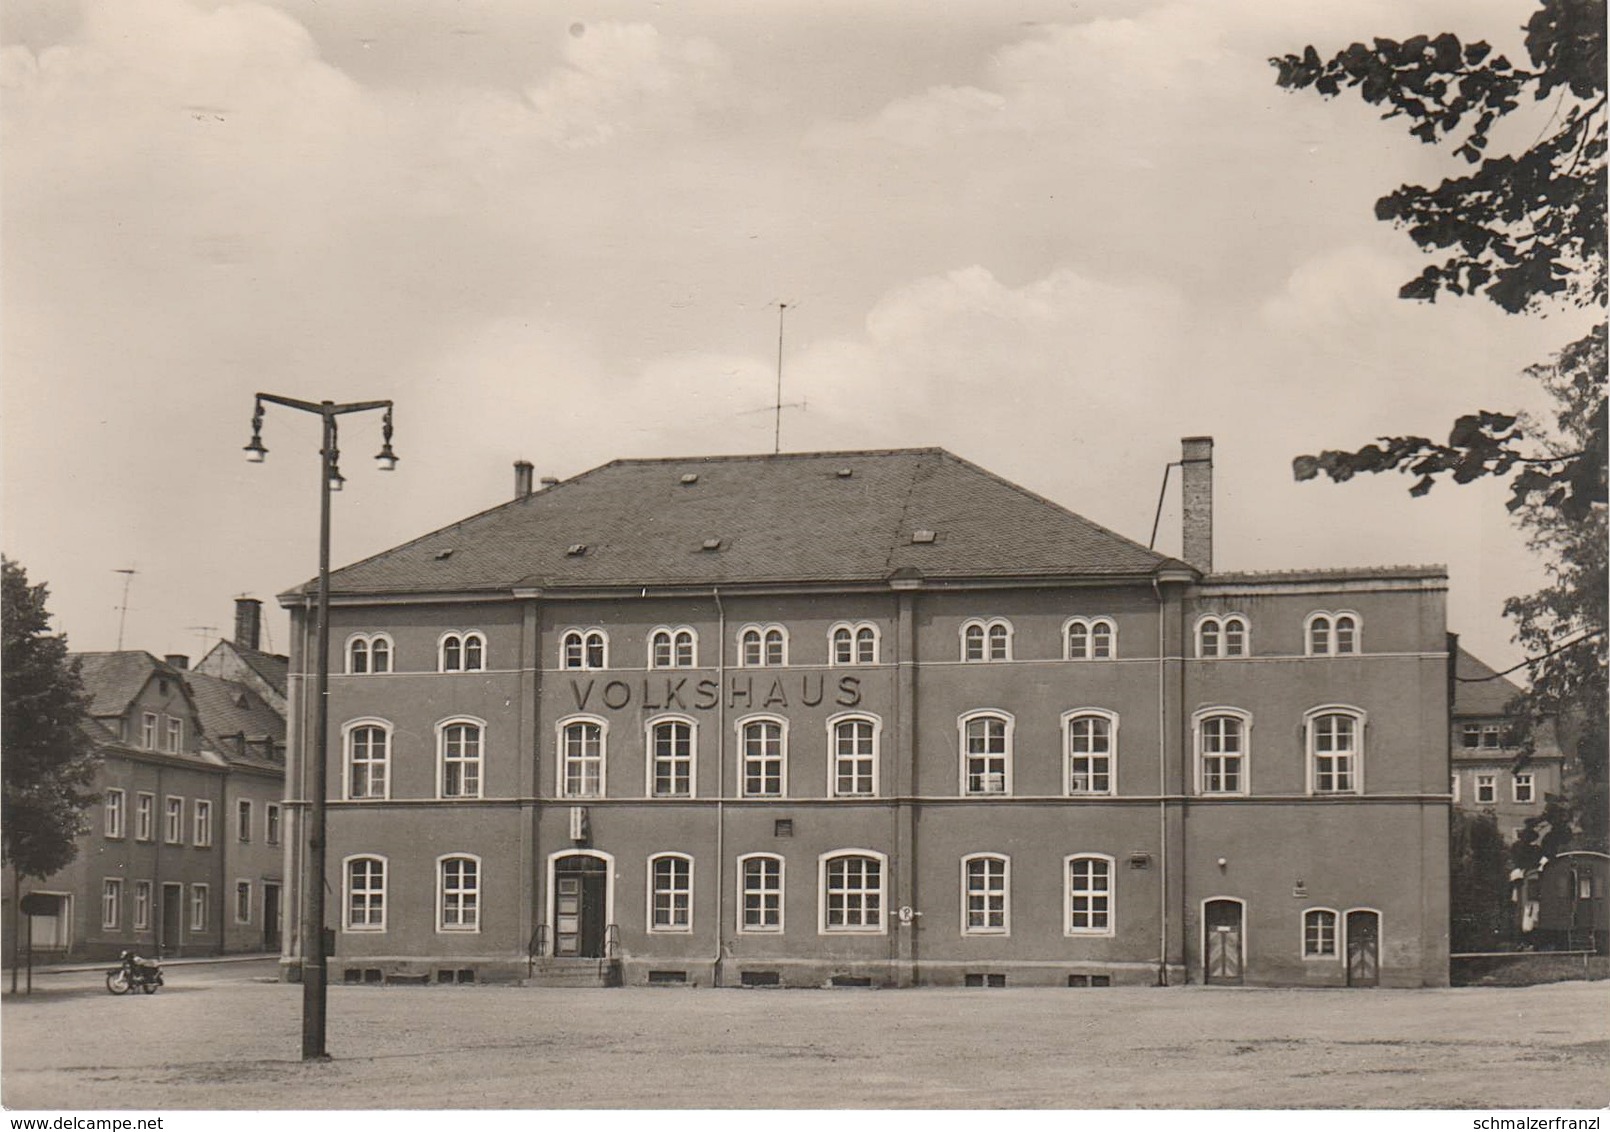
[
  {"left": 680, "top": 473, "right": 699, "bottom": 485},
  {"left": 434, "top": 548, "right": 454, "bottom": 561},
  {"left": 701, "top": 538, "right": 722, "bottom": 551},
  {"left": 836, "top": 468, "right": 853, "bottom": 478},
  {"left": 566, "top": 543, "right": 588, "bottom": 557},
  {"left": 911, "top": 529, "right": 937, "bottom": 544}
]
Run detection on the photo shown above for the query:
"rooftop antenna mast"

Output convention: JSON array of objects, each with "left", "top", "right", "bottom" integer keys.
[
  {"left": 773, "top": 302, "right": 788, "bottom": 454},
  {"left": 186, "top": 626, "right": 219, "bottom": 654},
  {"left": 114, "top": 568, "right": 137, "bottom": 650}
]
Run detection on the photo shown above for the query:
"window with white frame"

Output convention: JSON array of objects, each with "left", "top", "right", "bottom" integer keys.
[
  {"left": 164, "top": 796, "right": 184, "bottom": 844},
  {"left": 1065, "top": 617, "right": 1116, "bottom": 660},
  {"left": 1195, "top": 710, "right": 1249, "bottom": 795},
  {"left": 831, "top": 716, "right": 878, "bottom": 796},
  {"left": 439, "top": 856, "right": 480, "bottom": 931},
  {"left": 345, "top": 856, "right": 386, "bottom": 931},
  {"left": 1306, "top": 611, "right": 1361, "bottom": 656},
  {"left": 266, "top": 803, "right": 281, "bottom": 845},
  {"left": 235, "top": 881, "right": 253, "bottom": 925},
  {"left": 345, "top": 721, "right": 391, "bottom": 800},
  {"left": 439, "top": 720, "right": 484, "bottom": 798},
  {"left": 1303, "top": 909, "right": 1338, "bottom": 957},
  {"left": 559, "top": 718, "right": 606, "bottom": 798},
  {"left": 960, "top": 712, "right": 1011, "bottom": 795},
  {"left": 1514, "top": 773, "right": 1535, "bottom": 804},
  {"left": 440, "top": 631, "right": 486, "bottom": 673},
  {"left": 102, "top": 879, "right": 122, "bottom": 929},
  {"left": 1475, "top": 774, "right": 1497, "bottom": 804},
  {"left": 1451, "top": 774, "right": 1461, "bottom": 803},
  {"left": 821, "top": 852, "right": 884, "bottom": 933},
  {"left": 831, "top": 622, "right": 879, "bottom": 665},
  {"left": 649, "top": 718, "right": 694, "bottom": 797},
  {"left": 740, "top": 718, "right": 786, "bottom": 797},
  {"left": 1196, "top": 615, "right": 1248, "bottom": 658},
  {"left": 1333, "top": 613, "right": 1358, "bottom": 654},
  {"left": 1065, "top": 855, "right": 1112, "bottom": 935},
  {"left": 649, "top": 854, "right": 693, "bottom": 932},
  {"left": 739, "top": 625, "right": 787, "bottom": 667},
  {"left": 650, "top": 626, "right": 698, "bottom": 669},
  {"left": 347, "top": 633, "right": 393, "bottom": 674},
  {"left": 962, "top": 854, "right": 1009, "bottom": 935},
  {"left": 104, "top": 789, "right": 125, "bottom": 839},
  {"left": 739, "top": 854, "right": 783, "bottom": 932},
  {"left": 133, "top": 881, "right": 151, "bottom": 931},
  {"left": 961, "top": 618, "right": 1012, "bottom": 662},
  {"left": 136, "top": 793, "right": 155, "bottom": 842},
  {"left": 190, "top": 884, "right": 209, "bottom": 931},
  {"left": 561, "top": 628, "right": 608, "bottom": 670},
  {"left": 141, "top": 712, "right": 159, "bottom": 749},
  {"left": 236, "top": 799, "right": 252, "bottom": 842},
  {"left": 1065, "top": 711, "right": 1116, "bottom": 795},
  {"left": 1307, "top": 708, "right": 1364, "bottom": 795},
  {"left": 167, "top": 717, "right": 184, "bottom": 753},
  {"left": 193, "top": 800, "right": 213, "bottom": 847}
]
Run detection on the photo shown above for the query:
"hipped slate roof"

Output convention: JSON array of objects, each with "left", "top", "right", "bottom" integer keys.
[
  {"left": 293, "top": 449, "right": 1171, "bottom": 598},
  {"left": 1452, "top": 647, "right": 1525, "bottom": 718}
]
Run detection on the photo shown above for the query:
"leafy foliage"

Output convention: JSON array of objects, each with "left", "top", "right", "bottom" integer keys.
[
  {"left": 1273, "top": 0, "right": 1606, "bottom": 313},
  {"left": 1450, "top": 809, "right": 1514, "bottom": 951},
  {"left": 2, "top": 558, "right": 98, "bottom": 880}
]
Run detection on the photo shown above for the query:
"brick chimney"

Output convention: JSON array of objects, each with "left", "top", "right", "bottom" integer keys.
[
  {"left": 514, "top": 460, "right": 535, "bottom": 499},
  {"left": 1181, "top": 436, "right": 1213, "bottom": 574},
  {"left": 234, "top": 598, "right": 262, "bottom": 651}
]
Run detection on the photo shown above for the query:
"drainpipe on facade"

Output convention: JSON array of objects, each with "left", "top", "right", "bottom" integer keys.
[
  {"left": 153, "top": 765, "right": 165, "bottom": 957},
  {"left": 217, "top": 766, "right": 230, "bottom": 956},
  {"left": 1153, "top": 577, "right": 1169, "bottom": 987},
  {"left": 712, "top": 587, "right": 726, "bottom": 987}
]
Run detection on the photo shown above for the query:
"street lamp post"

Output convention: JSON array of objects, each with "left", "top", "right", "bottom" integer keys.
[{"left": 245, "top": 393, "right": 396, "bottom": 1061}]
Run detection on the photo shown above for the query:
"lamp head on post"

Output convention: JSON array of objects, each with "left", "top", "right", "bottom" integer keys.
[
  {"left": 244, "top": 399, "right": 268, "bottom": 463},
  {"left": 374, "top": 405, "right": 398, "bottom": 471}
]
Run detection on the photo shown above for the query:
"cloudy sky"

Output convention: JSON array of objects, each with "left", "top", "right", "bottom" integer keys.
[{"left": 2, "top": 0, "right": 1597, "bottom": 668}]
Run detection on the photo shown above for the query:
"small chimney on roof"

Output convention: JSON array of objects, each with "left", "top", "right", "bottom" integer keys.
[
  {"left": 1181, "top": 436, "right": 1213, "bottom": 574},
  {"left": 164, "top": 654, "right": 189, "bottom": 670},
  {"left": 540, "top": 476, "right": 560, "bottom": 489},
  {"left": 234, "top": 598, "right": 262, "bottom": 651},
  {"left": 514, "top": 460, "right": 535, "bottom": 499}
]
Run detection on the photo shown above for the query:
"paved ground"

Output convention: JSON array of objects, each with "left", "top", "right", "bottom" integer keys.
[{"left": 2, "top": 960, "right": 1607, "bottom": 1110}]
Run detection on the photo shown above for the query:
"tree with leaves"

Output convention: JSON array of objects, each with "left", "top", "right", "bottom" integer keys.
[
  {"left": 1273, "top": 0, "right": 1607, "bottom": 856},
  {"left": 2, "top": 557, "right": 98, "bottom": 882}
]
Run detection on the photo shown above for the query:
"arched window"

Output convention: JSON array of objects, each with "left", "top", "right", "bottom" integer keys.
[
  {"left": 739, "top": 625, "right": 787, "bottom": 667},
  {"left": 648, "top": 717, "right": 695, "bottom": 798},
  {"left": 648, "top": 853, "right": 693, "bottom": 933},
  {"left": 1065, "top": 855, "right": 1114, "bottom": 936},
  {"left": 1064, "top": 710, "right": 1117, "bottom": 795},
  {"left": 1306, "top": 706, "right": 1365, "bottom": 794},
  {"left": 739, "top": 716, "right": 786, "bottom": 797},
  {"left": 344, "top": 720, "right": 391, "bottom": 800},
  {"left": 349, "top": 637, "right": 369, "bottom": 675},
  {"left": 1307, "top": 611, "right": 1361, "bottom": 656},
  {"left": 1194, "top": 708, "right": 1250, "bottom": 795},
  {"left": 1307, "top": 614, "right": 1332, "bottom": 656},
  {"left": 649, "top": 626, "right": 698, "bottom": 669},
  {"left": 1065, "top": 618, "right": 1117, "bottom": 660},
  {"left": 438, "top": 855, "right": 480, "bottom": 932},
  {"left": 830, "top": 715, "right": 879, "bottom": 796},
  {"left": 830, "top": 622, "right": 880, "bottom": 665},
  {"left": 961, "top": 854, "right": 1010, "bottom": 935},
  {"left": 819, "top": 851, "right": 886, "bottom": 933},
  {"left": 558, "top": 717, "right": 606, "bottom": 798},
  {"left": 344, "top": 856, "right": 386, "bottom": 931},
  {"left": 1196, "top": 615, "right": 1249, "bottom": 658},
  {"left": 438, "top": 719, "right": 484, "bottom": 799},
  {"left": 1334, "top": 614, "right": 1358, "bottom": 654},
  {"left": 1303, "top": 908, "right": 1339, "bottom": 958},
  {"left": 561, "top": 629, "right": 607, "bottom": 670},
  {"left": 959, "top": 711, "right": 1012, "bottom": 795},
  {"left": 961, "top": 618, "right": 1012, "bottom": 662},
  {"left": 346, "top": 633, "right": 393, "bottom": 675},
  {"left": 737, "top": 854, "right": 784, "bottom": 933}
]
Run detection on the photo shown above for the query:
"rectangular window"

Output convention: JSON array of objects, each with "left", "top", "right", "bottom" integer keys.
[
  {"left": 166, "top": 717, "right": 183, "bottom": 753},
  {"left": 164, "top": 796, "right": 184, "bottom": 844},
  {"left": 347, "top": 859, "right": 386, "bottom": 930},
  {"left": 1067, "top": 716, "right": 1112, "bottom": 795},
  {"left": 1198, "top": 717, "right": 1244, "bottom": 794},
  {"left": 833, "top": 720, "right": 876, "bottom": 796},
  {"left": 102, "top": 879, "right": 122, "bottom": 929},
  {"left": 136, "top": 793, "right": 155, "bottom": 841},
  {"left": 740, "top": 857, "right": 782, "bottom": 932},
  {"left": 190, "top": 884, "right": 209, "bottom": 932},
  {"left": 1476, "top": 774, "right": 1497, "bottom": 804},
  {"left": 266, "top": 803, "right": 281, "bottom": 845},
  {"left": 1513, "top": 774, "right": 1534, "bottom": 804},
  {"left": 440, "top": 858, "right": 479, "bottom": 931},
  {"left": 824, "top": 855, "right": 882, "bottom": 931},
  {"left": 1451, "top": 774, "right": 1460, "bottom": 803},
  {"left": 1304, "top": 910, "right": 1337, "bottom": 957},
  {"left": 964, "top": 857, "right": 1007, "bottom": 934},
  {"left": 963, "top": 716, "right": 1009, "bottom": 795},
  {"left": 104, "top": 789, "right": 126, "bottom": 839},
  {"left": 561, "top": 722, "right": 603, "bottom": 797},
  {"left": 441, "top": 723, "right": 483, "bottom": 798},
  {"left": 1481, "top": 724, "right": 1503, "bottom": 748},
  {"left": 1311, "top": 715, "right": 1357, "bottom": 793},
  {"left": 651, "top": 856, "right": 692, "bottom": 932},
  {"left": 193, "top": 800, "right": 213, "bottom": 847},
  {"left": 1461, "top": 724, "right": 1482, "bottom": 749},
  {"left": 652, "top": 721, "right": 693, "bottom": 797},
  {"left": 235, "top": 881, "right": 253, "bottom": 925},
  {"left": 133, "top": 881, "right": 152, "bottom": 931},
  {"left": 237, "top": 799, "right": 252, "bottom": 842},
  {"left": 742, "top": 721, "right": 784, "bottom": 797},
  {"left": 1067, "top": 858, "right": 1111, "bottom": 934},
  {"left": 141, "top": 712, "right": 159, "bottom": 749}
]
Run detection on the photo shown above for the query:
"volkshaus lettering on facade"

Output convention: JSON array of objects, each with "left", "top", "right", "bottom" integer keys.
[{"left": 570, "top": 674, "right": 862, "bottom": 713}]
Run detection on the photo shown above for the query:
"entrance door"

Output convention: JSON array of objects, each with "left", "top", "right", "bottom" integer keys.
[
  {"left": 263, "top": 883, "right": 281, "bottom": 951},
  {"left": 553, "top": 855, "right": 607, "bottom": 958},
  {"left": 1204, "top": 899, "right": 1244, "bottom": 985},
  {"left": 1346, "top": 910, "right": 1380, "bottom": 987},
  {"left": 161, "top": 884, "right": 184, "bottom": 957}
]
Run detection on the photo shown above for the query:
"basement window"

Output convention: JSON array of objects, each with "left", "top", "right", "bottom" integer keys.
[
  {"left": 740, "top": 970, "right": 781, "bottom": 987},
  {"left": 964, "top": 973, "right": 1006, "bottom": 988},
  {"left": 647, "top": 970, "right": 688, "bottom": 986},
  {"left": 1068, "top": 974, "right": 1112, "bottom": 987},
  {"left": 829, "top": 975, "right": 873, "bottom": 988}
]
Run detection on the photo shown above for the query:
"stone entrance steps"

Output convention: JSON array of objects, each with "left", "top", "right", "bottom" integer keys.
[{"left": 524, "top": 957, "right": 621, "bottom": 988}]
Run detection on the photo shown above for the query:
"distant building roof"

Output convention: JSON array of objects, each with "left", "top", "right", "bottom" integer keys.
[
  {"left": 231, "top": 644, "right": 288, "bottom": 697},
  {"left": 75, "top": 651, "right": 174, "bottom": 717},
  {"left": 183, "top": 667, "right": 285, "bottom": 767},
  {"left": 1452, "top": 646, "right": 1526, "bottom": 718},
  {"left": 286, "top": 448, "right": 1172, "bottom": 598}
]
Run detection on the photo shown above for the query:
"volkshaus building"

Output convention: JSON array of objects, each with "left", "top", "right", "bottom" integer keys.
[{"left": 276, "top": 440, "right": 1452, "bottom": 989}]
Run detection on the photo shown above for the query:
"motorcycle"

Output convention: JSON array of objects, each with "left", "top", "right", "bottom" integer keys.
[{"left": 105, "top": 950, "right": 164, "bottom": 995}]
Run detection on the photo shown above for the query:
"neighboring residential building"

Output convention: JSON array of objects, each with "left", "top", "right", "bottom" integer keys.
[
  {"left": 277, "top": 441, "right": 1451, "bottom": 989},
  {"left": 5, "top": 619, "right": 287, "bottom": 964},
  {"left": 1450, "top": 647, "right": 1563, "bottom": 840}
]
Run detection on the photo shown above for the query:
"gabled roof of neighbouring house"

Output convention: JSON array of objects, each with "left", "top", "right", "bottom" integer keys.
[
  {"left": 75, "top": 651, "right": 180, "bottom": 718},
  {"left": 286, "top": 448, "right": 1175, "bottom": 598},
  {"left": 1452, "top": 646, "right": 1526, "bottom": 718},
  {"left": 230, "top": 643, "right": 289, "bottom": 697}
]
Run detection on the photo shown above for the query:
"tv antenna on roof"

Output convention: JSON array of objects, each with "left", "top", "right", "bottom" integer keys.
[
  {"left": 186, "top": 626, "right": 219, "bottom": 654},
  {"left": 113, "top": 568, "right": 137, "bottom": 650}
]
